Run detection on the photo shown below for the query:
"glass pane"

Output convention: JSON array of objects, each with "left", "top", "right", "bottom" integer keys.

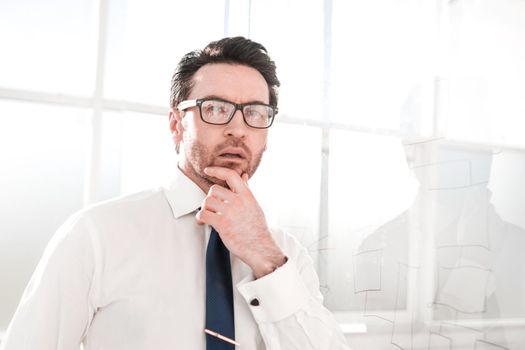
[
  {"left": 326, "top": 130, "right": 417, "bottom": 313},
  {"left": 0, "top": 100, "right": 89, "bottom": 330},
  {"left": 438, "top": 0, "right": 525, "bottom": 147},
  {"left": 104, "top": 0, "right": 225, "bottom": 106},
  {"left": 251, "top": 122, "right": 322, "bottom": 266},
  {"left": 330, "top": 136, "right": 525, "bottom": 349},
  {"left": 102, "top": 111, "right": 178, "bottom": 195},
  {"left": 0, "top": 0, "right": 98, "bottom": 95},
  {"left": 250, "top": 0, "right": 324, "bottom": 121},
  {"left": 331, "top": 0, "right": 437, "bottom": 131},
  {"left": 490, "top": 150, "right": 525, "bottom": 229}
]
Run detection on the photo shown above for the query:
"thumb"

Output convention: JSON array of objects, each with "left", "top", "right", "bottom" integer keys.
[{"left": 195, "top": 209, "right": 205, "bottom": 225}]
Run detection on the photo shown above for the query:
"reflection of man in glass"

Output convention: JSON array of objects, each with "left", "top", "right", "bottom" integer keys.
[
  {"left": 1, "top": 37, "right": 349, "bottom": 350},
  {"left": 356, "top": 139, "right": 525, "bottom": 348}
]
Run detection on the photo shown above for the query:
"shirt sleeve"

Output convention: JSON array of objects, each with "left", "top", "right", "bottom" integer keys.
[
  {"left": 1, "top": 212, "right": 99, "bottom": 350},
  {"left": 236, "top": 232, "right": 351, "bottom": 350}
]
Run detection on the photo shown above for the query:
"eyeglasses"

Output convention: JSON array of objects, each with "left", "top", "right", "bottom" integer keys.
[{"left": 177, "top": 98, "right": 277, "bottom": 129}]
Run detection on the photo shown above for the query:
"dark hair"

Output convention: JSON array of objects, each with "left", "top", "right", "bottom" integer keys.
[{"left": 170, "top": 36, "right": 280, "bottom": 109}]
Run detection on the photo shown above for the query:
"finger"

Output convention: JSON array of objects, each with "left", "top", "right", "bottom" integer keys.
[
  {"left": 204, "top": 167, "right": 246, "bottom": 193},
  {"left": 195, "top": 214, "right": 205, "bottom": 225},
  {"left": 208, "top": 184, "right": 235, "bottom": 202},
  {"left": 201, "top": 196, "right": 226, "bottom": 215},
  {"left": 196, "top": 208, "right": 222, "bottom": 228}
]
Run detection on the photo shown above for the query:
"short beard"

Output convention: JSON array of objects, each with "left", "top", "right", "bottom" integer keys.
[{"left": 182, "top": 138, "right": 265, "bottom": 190}]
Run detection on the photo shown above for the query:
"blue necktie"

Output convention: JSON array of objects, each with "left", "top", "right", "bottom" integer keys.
[{"left": 206, "top": 227, "right": 235, "bottom": 349}]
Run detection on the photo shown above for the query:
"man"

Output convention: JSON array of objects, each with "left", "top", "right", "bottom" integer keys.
[{"left": 1, "top": 37, "right": 349, "bottom": 349}]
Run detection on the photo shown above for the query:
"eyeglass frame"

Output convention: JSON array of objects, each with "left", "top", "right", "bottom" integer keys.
[{"left": 176, "top": 97, "right": 278, "bottom": 129}]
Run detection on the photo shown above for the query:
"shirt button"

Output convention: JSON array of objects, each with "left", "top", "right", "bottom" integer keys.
[{"left": 250, "top": 298, "right": 260, "bottom": 306}]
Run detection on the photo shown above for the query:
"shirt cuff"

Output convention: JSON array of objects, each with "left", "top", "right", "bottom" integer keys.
[{"left": 236, "top": 258, "right": 311, "bottom": 323}]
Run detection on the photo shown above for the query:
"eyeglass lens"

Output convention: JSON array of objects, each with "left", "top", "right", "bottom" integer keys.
[{"left": 201, "top": 100, "right": 273, "bottom": 128}]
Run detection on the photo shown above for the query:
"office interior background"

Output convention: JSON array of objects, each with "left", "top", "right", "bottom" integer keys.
[{"left": 1, "top": 0, "right": 524, "bottom": 348}]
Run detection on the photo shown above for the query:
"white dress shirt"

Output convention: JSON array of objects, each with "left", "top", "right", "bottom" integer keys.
[{"left": 1, "top": 169, "right": 350, "bottom": 350}]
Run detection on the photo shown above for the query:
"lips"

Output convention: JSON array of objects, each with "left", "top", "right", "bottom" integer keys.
[
  {"left": 220, "top": 153, "right": 243, "bottom": 158},
  {"left": 217, "top": 147, "right": 248, "bottom": 160}
]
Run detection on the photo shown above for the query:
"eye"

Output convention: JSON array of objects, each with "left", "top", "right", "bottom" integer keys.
[
  {"left": 244, "top": 105, "right": 266, "bottom": 119},
  {"left": 203, "top": 100, "right": 230, "bottom": 115},
  {"left": 245, "top": 109, "right": 262, "bottom": 118}
]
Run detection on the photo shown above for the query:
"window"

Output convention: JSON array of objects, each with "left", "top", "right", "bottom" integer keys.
[{"left": 1, "top": 0, "right": 525, "bottom": 348}]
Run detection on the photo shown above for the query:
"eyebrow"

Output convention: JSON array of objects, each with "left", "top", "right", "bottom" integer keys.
[{"left": 202, "top": 95, "right": 268, "bottom": 105}]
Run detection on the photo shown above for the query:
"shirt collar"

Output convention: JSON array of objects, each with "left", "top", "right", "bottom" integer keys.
[{"left": 163, "top": 167, "right": 206, "bottom": 219}]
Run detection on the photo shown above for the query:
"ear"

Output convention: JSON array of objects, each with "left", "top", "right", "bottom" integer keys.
[{"left": 169, "top": 107, "right": 185, "bottom": 147}]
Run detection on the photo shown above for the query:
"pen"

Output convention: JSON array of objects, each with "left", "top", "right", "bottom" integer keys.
[{"left": 204, "top": 328, "right": 240, "bottom": 346}]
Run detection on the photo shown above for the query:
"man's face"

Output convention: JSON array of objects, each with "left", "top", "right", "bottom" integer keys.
[{"left": 171, "top": 63, "right": 270, "bottom": 189}]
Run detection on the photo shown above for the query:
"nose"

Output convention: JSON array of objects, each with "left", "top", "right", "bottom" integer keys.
[{"left": 224, "top": 109, "right": 248, "bottom": 138}]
